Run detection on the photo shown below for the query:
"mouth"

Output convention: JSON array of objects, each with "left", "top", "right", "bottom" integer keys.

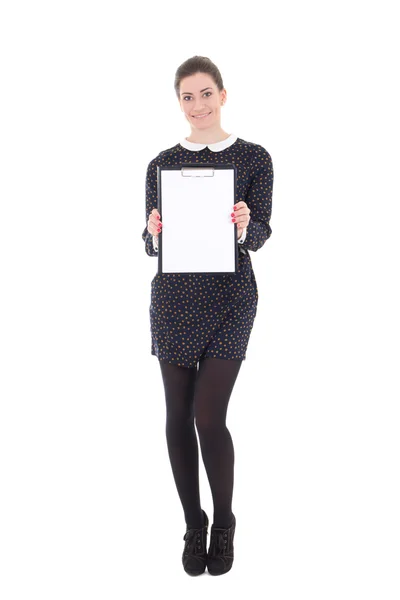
[{"left": 192, "top": 112, "right": 211, "bottom": 119}]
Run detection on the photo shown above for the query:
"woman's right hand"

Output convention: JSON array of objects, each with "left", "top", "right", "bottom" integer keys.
[{"left": 147, "top": 208, "right": 162, "bottom": 237}]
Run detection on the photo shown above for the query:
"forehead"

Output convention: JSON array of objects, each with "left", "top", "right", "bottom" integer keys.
[{"left": 180, "top": 72, "right": 215, "bottom": 94}]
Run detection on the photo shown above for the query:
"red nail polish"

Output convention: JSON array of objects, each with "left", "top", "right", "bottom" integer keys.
[
  {"left": 156, "top": 215, "right": 160, "bottom": 219},
  {"left": 234, "top": 206, "right": 237, "bottom": 210}
]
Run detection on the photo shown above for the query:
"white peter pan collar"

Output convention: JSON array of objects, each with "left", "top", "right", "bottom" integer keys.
[{"left": 179, "top": 133, "right": 237, "bottom": 152}]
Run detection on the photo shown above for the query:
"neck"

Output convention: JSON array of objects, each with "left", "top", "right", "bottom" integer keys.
[{"left": 186, "top": 126, "right": 230, "bottom": 145}]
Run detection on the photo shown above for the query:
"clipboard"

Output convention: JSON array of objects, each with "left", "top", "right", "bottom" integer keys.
[{"left": 157, "top": 163, "right": 238, "bottom": 275}]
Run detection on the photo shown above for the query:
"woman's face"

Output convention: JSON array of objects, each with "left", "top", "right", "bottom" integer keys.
[{"left": 178, "top": 72, "right": 226, "bottom": 130}]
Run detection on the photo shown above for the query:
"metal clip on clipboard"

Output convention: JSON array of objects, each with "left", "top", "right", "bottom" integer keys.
[{"left": 181, "top": 167, "right": 215, "bottom": 177}]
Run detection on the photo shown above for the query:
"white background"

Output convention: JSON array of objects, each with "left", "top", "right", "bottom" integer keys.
[{"left": 1, "top": 1, "right": 399, "bottom": 598}]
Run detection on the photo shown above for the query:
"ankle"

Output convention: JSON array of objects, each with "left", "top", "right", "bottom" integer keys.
[
  {"left": 212, "top": 511, "right": 234, "bottom": 529},
  {"left": 186, "top": 509, "right": 205, "bottom": 530}
]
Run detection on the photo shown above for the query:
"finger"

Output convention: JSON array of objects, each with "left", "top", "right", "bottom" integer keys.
[
  {"left": 233, "top": 201, "right": 250, "bottom": 210},
  {"left": 150, "top": 215, "right": 162, "bottom": 227},
  {"left": 148, "top": 217, "right": 162, "bottom": 235},
  {"left": 233, "top": 204, "right": 250, "bottom": 215},
  {"left": 151, "top": 209, "right": 161, "bottom": 223},
  {"left": 232, "top": 210, "right": 249, "bottom": 221},
  {"left": 151, "top": 225, "right": 162, "bottom": 235}
]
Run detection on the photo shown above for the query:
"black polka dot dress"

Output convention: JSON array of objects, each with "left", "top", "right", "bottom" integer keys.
[{"left": 142, "top": 134, "right": 274, "bottom": 368}]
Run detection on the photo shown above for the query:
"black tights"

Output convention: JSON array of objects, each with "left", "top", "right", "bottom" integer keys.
[{"left": 159, "top": 356, "right": 242, "bottom": 530}]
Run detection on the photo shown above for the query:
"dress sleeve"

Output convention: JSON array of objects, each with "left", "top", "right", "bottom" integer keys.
[
  {"left": 142, "top": 157, "right": 159, "bottom": 257},
  {"left": 240, "top": 146, "right": 273, "bottom": 252}
]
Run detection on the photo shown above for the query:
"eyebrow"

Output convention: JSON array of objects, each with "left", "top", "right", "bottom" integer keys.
[{"left": 180, "top": 87, "right": 212, "bottom": 96}]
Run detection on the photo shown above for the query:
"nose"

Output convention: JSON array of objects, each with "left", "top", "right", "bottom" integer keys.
[{"left": 193, "top": 100, "right": 207, "bottom": 112}]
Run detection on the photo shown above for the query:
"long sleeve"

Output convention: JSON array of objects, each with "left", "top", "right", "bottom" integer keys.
[
  {"left": 240, "top": 146, "right": 273, "bottom": 252},
  {"left": 142, "top": 157, "right": 159, "bottom": 257}
]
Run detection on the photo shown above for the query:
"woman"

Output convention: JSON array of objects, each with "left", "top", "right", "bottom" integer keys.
[{"left": 142, "top": 56, "right": 274, "bottom": 576}]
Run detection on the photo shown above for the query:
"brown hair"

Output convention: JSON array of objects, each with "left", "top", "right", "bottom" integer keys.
[{"left": 174, "top": 56, "right": 224, "bottom": 99}]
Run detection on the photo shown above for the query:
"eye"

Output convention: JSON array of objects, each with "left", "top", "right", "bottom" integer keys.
[{"left": 183, "top": 92, "right": 212, "bottom": 101}]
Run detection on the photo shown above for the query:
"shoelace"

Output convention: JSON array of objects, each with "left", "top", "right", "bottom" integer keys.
[
  {"left": 183, "top": 525, "right": 207, "bottom": 555},
  {"left": 209, "top": 529, "right": 228, "bottom": 556}
]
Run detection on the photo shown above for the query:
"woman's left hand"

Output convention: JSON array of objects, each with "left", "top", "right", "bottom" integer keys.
[{"left": 232, "top": 202, "right": 251, "bottom": 238}]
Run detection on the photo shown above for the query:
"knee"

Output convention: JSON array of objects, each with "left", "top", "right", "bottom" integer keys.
[
  {"left": 195, "top": 414, "right": 225, "bottom": 440},
  {"left": 166, "top": 408, "right": 194, "bottom": 432}
]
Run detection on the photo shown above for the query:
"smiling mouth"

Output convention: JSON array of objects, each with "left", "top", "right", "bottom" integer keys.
[{"left": 192, "top": 112, "right": 211, "bottom": 119}]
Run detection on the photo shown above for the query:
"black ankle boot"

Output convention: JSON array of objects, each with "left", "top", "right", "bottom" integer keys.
[
  {"left": 182, "top": 509, "right": 209, "bottom": 576},
  {"left": 207, "top": 513, "right": 236, "bottom": 576}
]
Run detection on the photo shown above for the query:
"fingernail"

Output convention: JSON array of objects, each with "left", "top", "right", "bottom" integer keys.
[
  {"left": 234, "top": 206, "right": 237, "bottom": 210},
  {"left": 156, "top": 215, "right": 160, "bottom": 219},
  {"left": 231, "top": 212, "right": 235, "bottom": 217}
]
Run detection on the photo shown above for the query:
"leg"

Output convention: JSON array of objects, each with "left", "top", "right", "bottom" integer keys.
[
  {"left": 194, "top": 357, "right": 242, "bottom": 528},
  {"left": 158, "top": 359, "right": 204, "bottom": 529}
]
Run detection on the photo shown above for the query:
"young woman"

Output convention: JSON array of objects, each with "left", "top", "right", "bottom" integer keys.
[{"left": 142, "top": 56, "right": 274, "bottom": 576}]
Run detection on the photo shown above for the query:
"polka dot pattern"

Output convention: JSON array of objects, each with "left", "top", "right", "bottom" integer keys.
[{"left": 142, "top": 137, "right": 273, "bottom": 368}]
